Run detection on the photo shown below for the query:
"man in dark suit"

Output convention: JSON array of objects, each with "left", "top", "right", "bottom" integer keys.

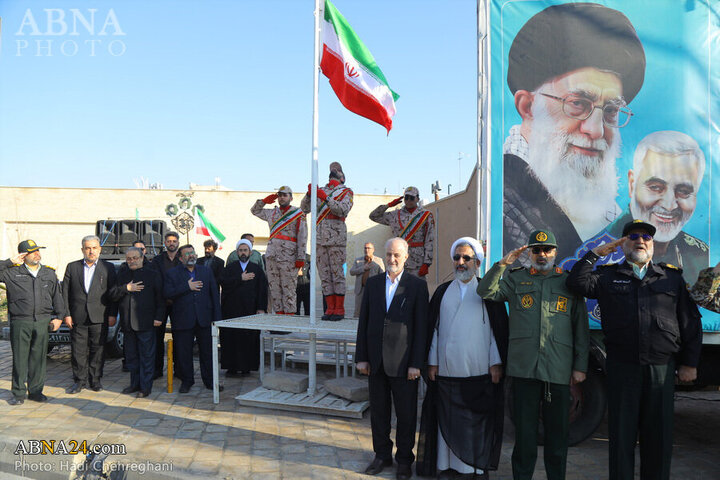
[
  {"left": 164, "top": 244, "right": 221, "bottom": 393},
  {"left": 63, "top": 235, "right": 118, "bottom": 394},
  {"left": 356, "top": 237, "right": 429, "bottom": 480},
  {"left": 197, "top": 238, "right": 225, "bottom": 288},
  {"left": 219, "top": 239, "right": 268, "bottom": 376},
  {"left": 110, "top": 247, "right": 164, "bottom": 397},
  {"left": 149, "top": 231, "right": 181, "bottom": 378}
]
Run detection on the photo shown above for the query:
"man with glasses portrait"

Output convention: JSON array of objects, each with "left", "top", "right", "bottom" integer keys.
[
  {"left": 370, "top": 186, "right": 435, "bottom": 278},
  {"left": 477, "top": 230, "right": 588, "bottom": 480},
  {"left": 503, "top": 3, "right": 646, "bottom": 264}
]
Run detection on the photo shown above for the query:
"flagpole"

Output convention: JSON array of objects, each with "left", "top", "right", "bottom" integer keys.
[
  {"left": 477, "top": 0, "right": 492, "bottom": 273},
  {"left": 308, "top": 0, "right": 322, "bottom": 396}
]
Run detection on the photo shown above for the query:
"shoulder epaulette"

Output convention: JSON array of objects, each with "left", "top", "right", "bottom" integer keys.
[
  {"left": 659, "top": 262, "right": 683, "bottom": 273},
  {"left": 597, "top": 263, "right": 614, "bottom": 268},
  {"left": 44, "top": 266, "right": 56, "bottom": 271},
  {"left": 509, "top": 266, "right": 524, "bottom": 273}
]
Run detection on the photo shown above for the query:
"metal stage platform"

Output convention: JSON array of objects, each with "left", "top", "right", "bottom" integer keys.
[{"left": 211, "top": 314, "right": 369, "bottom": 418}]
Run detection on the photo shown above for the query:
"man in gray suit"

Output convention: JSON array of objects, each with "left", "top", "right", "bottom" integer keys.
[{"left": 349, "top": 242, "right": 384, "bottom": 317}]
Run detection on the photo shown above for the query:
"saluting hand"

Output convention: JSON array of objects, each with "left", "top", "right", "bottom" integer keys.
[
  {"left": 500, "top": 245, "right": 528, "bottom": 266},
  {"left": 10, "top": 252, "right": 27, "bottom": 264},
  {"left": 188, "top": 279, "right": 203, "bottom": 291},
  {"left": 592, "top": 237, "right": 626, "bottom": 257}
]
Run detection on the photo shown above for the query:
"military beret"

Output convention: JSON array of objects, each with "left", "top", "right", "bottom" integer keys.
[{"left": 507, "top": 3, "right": 646, "bottom": 103}]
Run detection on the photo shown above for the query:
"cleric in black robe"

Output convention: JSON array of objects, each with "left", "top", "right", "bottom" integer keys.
[
  {"left": 417, "top": 238, "right": 509, "bottom": 478},
  {"left": 219, "top": 240, "right": 268, "bottom": 376}
]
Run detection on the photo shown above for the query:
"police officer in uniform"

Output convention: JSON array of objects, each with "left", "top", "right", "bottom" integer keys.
[
  {"left": 567, "top": 220, "right": 702, "bottom": 480},
  {"left": 477, "top": 230, "right": 588, "bottom": 480},
  {"left": 251, "top": 186, "right": 307, "bottom": 314},
  {"left": 369, "top": 186, "right": 435, "bottom": 278},
  {"left": 0, "top": 240, "right": 64, "bottom": 405},
  {"left": 301, "top": 163, "right": 353, "bottom": 321}
]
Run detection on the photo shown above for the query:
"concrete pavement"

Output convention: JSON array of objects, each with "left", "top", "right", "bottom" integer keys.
[{"left": 1, "top": 339, "right": 719, "bottom": 479}]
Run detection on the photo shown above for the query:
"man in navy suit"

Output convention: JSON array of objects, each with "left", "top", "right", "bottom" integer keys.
[
  {"left": 356, "top": 237, "right": 429, "bottom": 480},
  {"left": 64, "top": 235, "right": 118, "bottom": 394},
  {"left": 164, "top": 244, "right": 221, "bottom": 393}
]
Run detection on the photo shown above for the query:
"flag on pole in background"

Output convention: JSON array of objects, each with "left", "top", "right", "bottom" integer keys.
[
  {"left": 195, "top": 209, "right": 226, "bottom": 244},
  {"left": 320, "top": 0, "right": 399, "bottom": 133}
]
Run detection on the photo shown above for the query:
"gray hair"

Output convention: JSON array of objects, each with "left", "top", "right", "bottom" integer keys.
[
  {"left": 633, "top": 131, "right": 706, "bottom": 183},
  {"left": 125, "top": 247, "right": 144, "bottom": 257},
  {"left": 385, "top": 237, "right": 408, "bottom": 254},
  {"left": 82, "top": 235, "right": 100, "bottom": 246}
]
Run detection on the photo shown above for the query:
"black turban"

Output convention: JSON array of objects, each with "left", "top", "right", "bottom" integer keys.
[{"left": 507, "top": 2, "right": 646, "bottom": 103}]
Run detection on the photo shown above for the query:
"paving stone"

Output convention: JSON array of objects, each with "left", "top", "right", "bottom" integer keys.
[
  {"left": 323, "top": 376, "right": 369, "bottom": 402},
  {"left": 261, "top": 371, "right": 308, "bottom": 393}
]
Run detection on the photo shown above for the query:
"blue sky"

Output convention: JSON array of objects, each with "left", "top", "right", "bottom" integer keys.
[{"left": 0, "top": 0, "right": 479, "bottom": 198}]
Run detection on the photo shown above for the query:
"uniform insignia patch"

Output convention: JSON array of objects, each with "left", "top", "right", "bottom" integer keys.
[
  {"left": 520, "top": 294, "right": 534, "bottom": 309},
  {"left": 520, "top": 281, "right": 533, "bottom": 286},
  {"left": 556, "top": 296, "right": 568, "bottom": 312},
  {"left": 536, "top": 232, "right": 548, "bottom": 242}
]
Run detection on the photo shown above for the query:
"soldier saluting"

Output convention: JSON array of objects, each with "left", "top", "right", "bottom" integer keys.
[
  {"left": 370, "top": 186, "right": 435, "bottom": 278},
  {"left": 301, "top": 162, "right": 353, "bottom": 321},
  {"left": 251, "top": 186, "right": 307, "bottom": 315}
]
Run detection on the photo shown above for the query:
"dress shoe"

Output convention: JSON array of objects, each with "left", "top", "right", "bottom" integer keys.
[
  {"left": 27, "top": 393, "right": 48, "bottom": 402},
  {"left": 364, "top": 457, "right": 392, "bottom": 475},
  {"left": 122, "top": 385, "right": 140, "bottom": 395},
  {"left": 90, "top": 383, "right": 103, "bottom": 392},
  {"left": 137, "top": 390, "right": 151, "bottom": 398},
  {"left": 205, "top": 384, "right": 224, "bottom": 392},
  {"left": 8, "top": 397, "right": 24, "bottom": 406},
  {"left": 437, "top": 469, "right": 455, "bottom": 480},
  {"left": 179, "top": 383, "right": 192, "bottom": 393},
  {"left": 68, "top": 383, "right": 84, "bottom": 394},
  {"left": 396, "top": 463, "right": 412, "bottom": 480}
]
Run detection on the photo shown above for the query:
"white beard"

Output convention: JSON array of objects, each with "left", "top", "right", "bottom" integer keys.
[
  {"left": 629, "top": 196, "right": 692, "bottom": 243},
  {"left": 525, "top": 101, "right": 621, "bottom": 240}
]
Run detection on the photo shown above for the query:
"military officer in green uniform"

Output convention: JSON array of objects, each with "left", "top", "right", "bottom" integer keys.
[
  {"left": 567, "top": 220, "right": 702, "bottom": 480},
  {"left": 477, "top": 230, "right": 588, "bottom": 480},
  {"left": 0, "top": 240, "right": 64, "bottom": 405}
]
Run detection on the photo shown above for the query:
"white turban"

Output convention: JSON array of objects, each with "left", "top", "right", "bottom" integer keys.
[
  {"left": 450, "top": 237, "right": 484, "bottom": 264},
  {"left": 236, "top": 239, "right": 253, "bottom": 250}
]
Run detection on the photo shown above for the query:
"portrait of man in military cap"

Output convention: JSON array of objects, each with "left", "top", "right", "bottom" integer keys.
[{"left": 502, "top": 2, "right": 646, "bottom": 263}]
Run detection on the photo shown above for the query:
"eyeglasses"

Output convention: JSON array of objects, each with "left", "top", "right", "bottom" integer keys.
[
  {"left": 628, "top": 233, "right": 653, "bottom": 241},
  {"left": 531, "top": 246, "right": 555, "bottom": 254},
  {"left": 453, "top": 254, "right": 476, "bottom": 262},
  {"left": 404, "top": 195, "right": 417, "bottom": 201},
  {"left": 540, "top": 93, "right": 633, "bottom": 128}
]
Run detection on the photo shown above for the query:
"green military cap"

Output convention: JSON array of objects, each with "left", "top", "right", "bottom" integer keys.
[
  {"left": 527, "top": 230, "right": 557, "bottom": 247},
  {"left": 622, "top": 219, "right": 656, "bottom": 237}
]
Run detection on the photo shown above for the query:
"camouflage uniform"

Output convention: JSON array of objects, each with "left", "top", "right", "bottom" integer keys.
[
  {"left": 301, "top": 180, "right": 353, "bottom": 319},
  {"left": 690, "top": 267, "right": 720, "bottom": 313},
  {"left": 369, "top": 189, "right": 435, "bottom": 277},
  {"left": 251, "top": 199, "right": 308, "bottom": 314}
]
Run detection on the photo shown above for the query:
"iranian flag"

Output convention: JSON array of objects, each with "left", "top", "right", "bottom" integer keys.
[
  {"left": 195, "top": 209, "right": 226, "bottom": 244},
  {"left": 321, "top": 0, "right": 399, "bottom": 132}
]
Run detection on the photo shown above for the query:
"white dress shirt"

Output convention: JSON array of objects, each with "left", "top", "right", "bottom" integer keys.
[
  {"left": 385, "top": 270, "right": 404, "bottom": 311},
  {"left": 83, "top": 260, "right": 97, "bottom": 293}
]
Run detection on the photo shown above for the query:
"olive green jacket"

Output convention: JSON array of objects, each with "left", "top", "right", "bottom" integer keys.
[{"left": 477, "top": 262, "right": 588, "bottom": 385}]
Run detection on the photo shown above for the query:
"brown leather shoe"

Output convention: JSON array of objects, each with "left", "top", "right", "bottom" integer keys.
[{"left": 364, "top": 457, "right": 392, "bottom": 475}]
